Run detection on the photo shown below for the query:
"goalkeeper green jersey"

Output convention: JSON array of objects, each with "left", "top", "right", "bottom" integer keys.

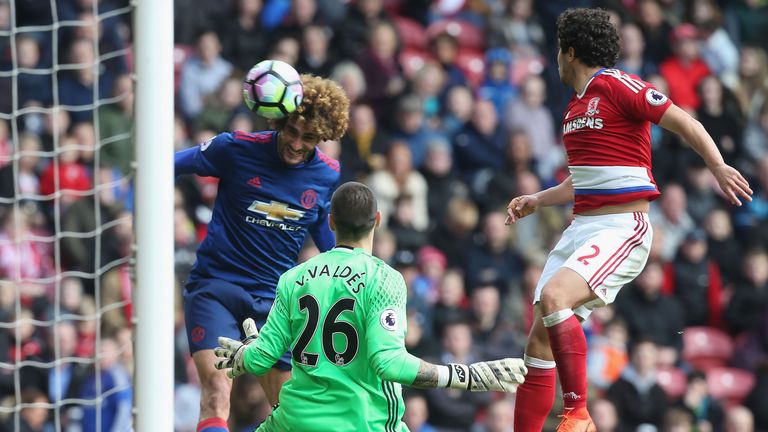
[{"left": 243, "top": 246, "right": 422, "bottom": 432}]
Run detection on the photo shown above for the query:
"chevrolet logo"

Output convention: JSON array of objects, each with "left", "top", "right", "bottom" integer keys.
[{"left": 248, "top": 200, "right": 305, "bottom": 222}]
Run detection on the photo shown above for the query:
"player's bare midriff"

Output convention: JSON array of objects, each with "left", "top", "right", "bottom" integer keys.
[{"left": 577, "top": 199, "right": 650, "bottom": 216}]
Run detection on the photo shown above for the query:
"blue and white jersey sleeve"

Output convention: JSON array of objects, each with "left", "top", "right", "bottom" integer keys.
[{"left": 175, "top": 133, "right": 234, "bottom": 178}]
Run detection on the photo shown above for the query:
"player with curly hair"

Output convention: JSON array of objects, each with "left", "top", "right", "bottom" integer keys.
[
  {"left": 506, "top": 8, "right": 752, "bottom": 432},
  {"left": 174, "top": 74, "right": 350, "bottom": 432}
]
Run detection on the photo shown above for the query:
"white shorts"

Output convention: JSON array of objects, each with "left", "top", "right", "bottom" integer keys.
[{"left": 534, "top": 211, "right": 652, "bottom": 320}]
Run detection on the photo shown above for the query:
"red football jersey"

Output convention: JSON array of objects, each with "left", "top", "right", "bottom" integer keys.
[{"left": 562, "top": 68, "right": 672, "bottom": 213}]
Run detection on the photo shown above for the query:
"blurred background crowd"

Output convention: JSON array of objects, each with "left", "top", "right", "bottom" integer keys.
[{"left": 1, "top": 0, "right": 768, "bottom": 431}]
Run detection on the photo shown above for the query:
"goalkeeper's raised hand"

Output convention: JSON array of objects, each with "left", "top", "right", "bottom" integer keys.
[
  {"left": 213, "top": 318, "right": 259, "bottom": 378},
  {"left": 444, "top": 358, "right": 527, "bottom": 392}
]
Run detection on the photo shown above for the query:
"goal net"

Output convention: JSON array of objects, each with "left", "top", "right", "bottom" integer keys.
[{"left": 0, "top": 1, "right": 137, "bottom": 430}]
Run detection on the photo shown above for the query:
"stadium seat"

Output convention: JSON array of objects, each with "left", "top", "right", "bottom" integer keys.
[
  {"left": 706, "top": 367, "right": 755, "bottom": 407},
  {"left": 399, "top": 49, "right": 434, "bottom": 79},
  {"left": 454, "top": 48, "right": 485, "bottom": 88},
  {"left": 509, "top": 54, "right": 546, "bottom": 86},
  {"left": 426, "top": 19, "right": 485, "bottom": 50},
  {"left": 394, "top": 16, "right": 428, "bottom": 50},
  {"left": 383, "top": 0, "right": 403, "bottom": 16},
  {"left": 656, "top": 366, "right": 688, "bottom": 400},
  {"left": 682, "top": 326, "right": 735, "bottom": 372}
]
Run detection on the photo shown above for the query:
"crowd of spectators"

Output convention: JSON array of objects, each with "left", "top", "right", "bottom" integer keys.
[{"left": 1, "top": 0, "right": 767, "bottom": 431}]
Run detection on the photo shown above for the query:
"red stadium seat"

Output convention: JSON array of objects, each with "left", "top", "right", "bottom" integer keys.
[
  {"left": 399, "top": 49, "right": 434, "bottom": 79},
  {"left": 706, "top": 367, "right": 755, "bottom": 407},
  {"left": 454, "top": 48, "right": 485, "bottom": 88},
  {"left": 682, "top": 326, "right": 735, "bottom": 372},
  {"left": 426, "top": 19, "right": 485, "bottom": 51},
  {"left": 383, "top": 0, "right": 403, "bottom": 16},
  {"left": 656, "top": 366, "right": 688, "bottom": 400},
  {"left": 394, "top": 16, "right": 428, "bottom": 50}
]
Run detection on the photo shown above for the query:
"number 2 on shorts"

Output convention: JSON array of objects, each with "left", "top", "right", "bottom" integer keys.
[{"left": 576, "top": 245, "right": 600, "bottom": 265}]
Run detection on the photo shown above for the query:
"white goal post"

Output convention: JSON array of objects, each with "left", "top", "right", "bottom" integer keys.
[{"left": 133, "top": 0, "right": 175, "bottom": 430}]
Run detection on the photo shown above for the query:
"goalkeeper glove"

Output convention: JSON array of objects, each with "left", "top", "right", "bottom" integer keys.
[
  {"left": 442, "top": 358, "right": 527, "bottom": 392},
  {"left": 213, "top": 318, "right": 259, "bottom": 378}
]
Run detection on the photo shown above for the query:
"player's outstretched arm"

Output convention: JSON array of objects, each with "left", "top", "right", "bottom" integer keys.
[
  {"left": 368, "top": 346, "right": 526, "bottom": 392},
  {"left": 658, "top": 104, "right": 753, "bottom": 206},
  {"left": 174, "top": 146, "right": 199, "bottom": 177},
  {"left": 366, "top": 268, "right": 526, "bottom": 392},
  {"left": 174, "top": 133, "right": 233, "bottom": 178},
  {"left": 505, "top": 175, "right": 574, "bottom": 225},
  {"left": 409, "top": 358, "right": 527, "bottom": 392}
]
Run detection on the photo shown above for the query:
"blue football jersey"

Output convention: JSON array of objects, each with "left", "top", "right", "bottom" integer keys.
[{"left": 175, "top": 130, "right": 340, "bottom": 298}]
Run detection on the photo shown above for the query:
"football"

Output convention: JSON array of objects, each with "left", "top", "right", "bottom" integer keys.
[{"left": 243, "top": 60, "right": 304, "bottom": 119}]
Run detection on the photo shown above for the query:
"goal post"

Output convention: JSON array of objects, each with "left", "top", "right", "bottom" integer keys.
[
  {"left": 0, "top": 0, "right": 176, "bottom": 429},
  {"left": 133, "top": 0, "right": 175, "bottom": 430}
]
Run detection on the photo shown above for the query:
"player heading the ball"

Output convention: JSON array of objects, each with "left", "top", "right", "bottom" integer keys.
[
  {"left": 174, "top": 70, "right": 349, "bottom": 432},
  {"left": 214, "top": 182, "right": 528, "bottom": 432}
]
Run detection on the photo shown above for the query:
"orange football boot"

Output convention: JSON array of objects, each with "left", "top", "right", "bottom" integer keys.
[{"left": 556, "top": 408, "right": 596, "bottom": 432}]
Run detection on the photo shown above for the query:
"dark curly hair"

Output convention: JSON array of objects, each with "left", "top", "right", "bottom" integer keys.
[
  {"left": 557, "top": 8, "right": 619, "bottom": 68},
  {"left": 274, "top": 74, "right": 350, "bottom": 141}
]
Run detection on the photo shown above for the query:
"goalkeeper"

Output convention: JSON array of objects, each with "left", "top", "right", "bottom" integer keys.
[{"left": 214, "top": 182, "right": 527, "bottom": 431}]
